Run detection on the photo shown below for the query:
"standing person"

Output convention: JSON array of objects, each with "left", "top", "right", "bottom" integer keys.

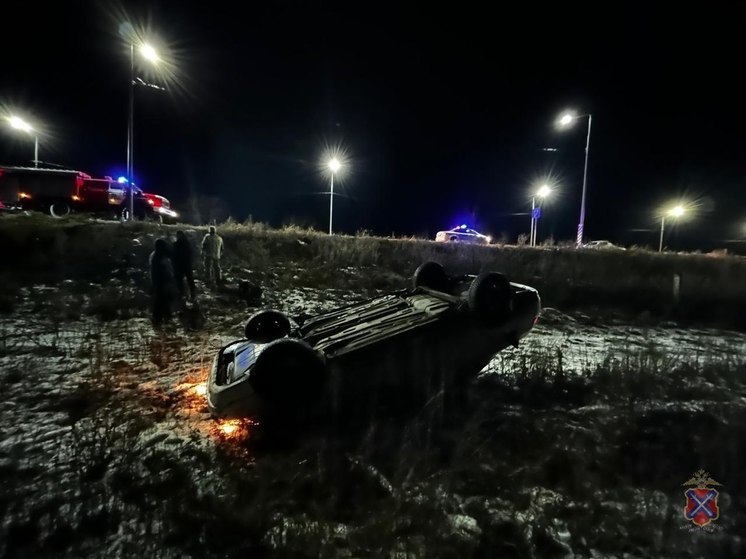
[
  {"left": 173, "top": 230, "right": 196, "bottom": 301},
  {"left": 149, "top": 238, "right": 177, "bottom": 327},
  {"left": 201, "top": 225, "right": 224, "bottom": 285}
]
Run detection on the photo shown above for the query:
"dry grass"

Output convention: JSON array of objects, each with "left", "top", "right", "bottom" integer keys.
[
  {"left": 2, "top": 214, "right": 746, "bottom": 328},
  {"left": 1, "top": 231, "right": 745, "bottom": 556},
  {"left": 10, "top": 336, "right": 742, "bottom": 557}
]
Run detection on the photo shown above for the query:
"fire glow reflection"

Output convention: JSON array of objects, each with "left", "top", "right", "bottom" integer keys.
[
  {"left": 219, "top": 420, "right": 240, "bottom": 435},
  {"left": 213, "top": 418, "right": 259, "bottom": 441}
]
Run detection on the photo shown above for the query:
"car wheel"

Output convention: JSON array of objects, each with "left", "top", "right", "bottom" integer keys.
[
  {"left": 467, "top": 272, "right": 513, "bottom": 326},
  {"left": 412, "top": 261, "right": 449, "bottom": 292},
  {"left": 245, "top": 310, "right": 291, "bottom": 343},
  {"left": 249, "top": 338, "right": 327, "bottom": 411},
  {"left": 49, "top": 202, "right": 71, "bottom": 218}
]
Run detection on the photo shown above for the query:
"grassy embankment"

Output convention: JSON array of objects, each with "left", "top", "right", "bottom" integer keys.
[
  {"left": 1, "top": 213, "right": 745, "bottom": 328},
  {"left": 1, "top": 213, "right": 745, "bottom": 556}
]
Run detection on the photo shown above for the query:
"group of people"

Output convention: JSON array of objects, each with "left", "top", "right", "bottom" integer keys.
[{"left": 149, "top": 226, "right": 224, "bottom": 326}]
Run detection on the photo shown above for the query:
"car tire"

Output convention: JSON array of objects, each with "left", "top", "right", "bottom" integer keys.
[
  {"left": 245, "top": 310, "right": 291, "bottom": 343},
  {"left": 467, "top": 272, "right": 513, "bottom": 326},
  {"left": 249, "top": 338, "right": 327, "bottom": 411},
  {"left": 49, "top": 202, "right": 71, "bottom": 218},
  {"left": 412, "top": 261, "right": 449, "bottom": 292}
]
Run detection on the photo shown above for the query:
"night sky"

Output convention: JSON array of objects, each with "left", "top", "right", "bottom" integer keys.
[{"left": 3, "top": 1, "right": 745, "bottom": 250}]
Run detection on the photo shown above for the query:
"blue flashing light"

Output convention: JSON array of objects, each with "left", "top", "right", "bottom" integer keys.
[
  {"left": 459, "top": 224, "right": 468, "bottom": 229},
  {"left": 118, "top": 176, "right": 128, "bottom": 184}
]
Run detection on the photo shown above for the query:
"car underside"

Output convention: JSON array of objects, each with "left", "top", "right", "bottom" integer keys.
[{"left": 207, "top": 262, "right": 541, "bottom": 425}]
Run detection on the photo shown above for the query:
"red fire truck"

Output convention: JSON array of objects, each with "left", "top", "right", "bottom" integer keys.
[
  {"left": 141, "top": 192, "right": 178, "bottom": 222},
  {"left": 0, "top": 166, "right": 177, "bottom": 221}
]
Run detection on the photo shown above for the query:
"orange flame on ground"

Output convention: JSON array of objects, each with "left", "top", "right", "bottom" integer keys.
[
  {"left": 218, "top": 419, "right": 240, "bottom": 435},
  {"left": 213, "top": 418, "right": 260, "bottom": 441},
  {"left": 174, "top": 380, "right": 209, "bottom": 411}
]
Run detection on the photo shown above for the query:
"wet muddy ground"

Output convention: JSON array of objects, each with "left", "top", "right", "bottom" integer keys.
[{"left": 1, "top": 282, "right": 745, "bottom": 557}]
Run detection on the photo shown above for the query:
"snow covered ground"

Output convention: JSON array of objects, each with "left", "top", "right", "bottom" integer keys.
[
  {"left": 1, "top": 284, "right": 745, "bottom": 557},
  {"left": 493, "top": 307, "right": 746, "bottom": 374}
]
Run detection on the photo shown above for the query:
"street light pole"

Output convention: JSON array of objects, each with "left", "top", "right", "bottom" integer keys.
[
  {"left": 6, "top": 116, "right": 39, "bottom": 167},
  {"left": 530, "top": 184, "right": 552, "bottom": 247},
  {"left": 329, "top": 172, "right": 335, "bottom": 235},
  {"left": 327, "top": 157, "right": 341, "bottom": 234},
  {"left": 530, "top": 196, "right": 536, "bottom": 247},
  {"left": 127, "top": 43, "right": 135, "bottom": 221},
  {"left": 576, "top": 114, "right": 592, "bottom": 247},
  {"left": 557, "top": 111, "right": 592, "bottom": 247},
  {"left": 658, "top": 205, "right": 685, "bottom": 252}
]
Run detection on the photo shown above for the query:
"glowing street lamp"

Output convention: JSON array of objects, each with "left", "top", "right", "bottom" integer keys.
[
  {"left": 659, "top": 205, "right": 685, "bottom": 252},
  {"left": 121, "top": 24, "right": 166, "bottom": 221},
  {"left": 6, "top": 116, "right": 40, "bottom": 167},
  {"left": 530, "top": 184, "right": 552, "bottom": 247},
  {"left": 140, "top": 43, "right": 159, "bottom": 63},
  {"left": 327, "top": 158, "right": 342, "bottom": 234},
  {"left": 557, "top": 110, "right": 593, "bottom": 247}
]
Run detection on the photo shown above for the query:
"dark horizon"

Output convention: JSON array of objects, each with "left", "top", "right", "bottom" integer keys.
[{"left": 2, "top": 2, "right": 746, "bottom": 250}]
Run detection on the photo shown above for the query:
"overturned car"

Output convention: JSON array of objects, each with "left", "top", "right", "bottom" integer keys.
[{"left": 207, "top": 262, "right": 541, "bottom": 423}]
